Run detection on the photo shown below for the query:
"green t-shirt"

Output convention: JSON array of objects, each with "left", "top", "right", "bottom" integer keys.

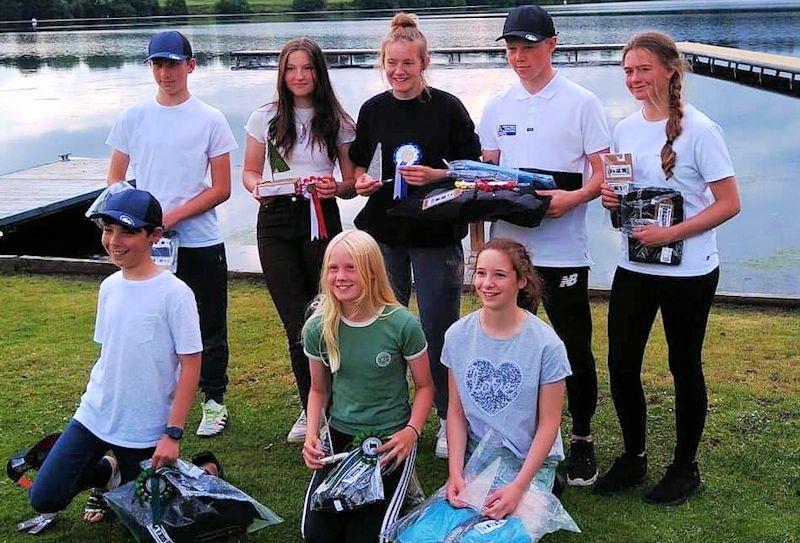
[{"left": 303, "top": 305, "right": 427, "bottom": 435}]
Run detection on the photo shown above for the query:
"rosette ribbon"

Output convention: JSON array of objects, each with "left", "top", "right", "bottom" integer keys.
[{"left": 300, "top": 176, "right": 328, "bottom": 241}]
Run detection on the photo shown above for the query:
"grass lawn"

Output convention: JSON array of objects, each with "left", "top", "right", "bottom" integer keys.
[{"left": 0, "top": 274, "right": 798, "bottom": 542}]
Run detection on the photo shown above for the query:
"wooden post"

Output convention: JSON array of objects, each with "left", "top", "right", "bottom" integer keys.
[{"left": 465, "top": 221, "right": 486, "bottom": 285}]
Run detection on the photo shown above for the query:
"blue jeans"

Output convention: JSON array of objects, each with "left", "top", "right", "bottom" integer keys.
[
  {"left": 29, "top": 419, "right": 154, "bottom": 513},
  {"left": 378, "top": 242, "right": 463, "bottom": 419}
]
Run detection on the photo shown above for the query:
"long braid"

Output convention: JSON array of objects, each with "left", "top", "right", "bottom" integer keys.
[{"left": 661, "top": 71, "right": 684, "bottom": 179}]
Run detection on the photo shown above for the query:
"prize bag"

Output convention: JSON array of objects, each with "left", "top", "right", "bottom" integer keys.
[
  {"left": 104, "top": 459, "right": 282, "bottom": 543},
  {"left": 383, "top": 431, "right": 580, "bottom": 543},
  {"left": 311, "top": 432, "right": 405, "bottom": 513}
]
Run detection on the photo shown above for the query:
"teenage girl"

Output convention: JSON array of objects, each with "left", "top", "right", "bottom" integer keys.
[
  {"left": 443, "top": 238, "right": 572, "bottom": 519},
  {"left": 594, "top": 32, "right": 740, "bottom": 505},
  {"left": 242, "top": 38, "right": 356, "bottom": 443},
  {"left": 300, "top": 230, "right": 434, "bottom": 543},
  {"left": 350, "top": 13, "right": 481, "bottom": 458}
]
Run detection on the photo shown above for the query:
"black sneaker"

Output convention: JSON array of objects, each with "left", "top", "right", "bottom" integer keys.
[
  {"left": 565, "top": 439, "right": 598, "bottom": 486},
  {"left": 594, "top": 453, "right": 647, "bottom": 495},
  {"left": 644, "top": 462, "right": 703, "bottom": 506}
]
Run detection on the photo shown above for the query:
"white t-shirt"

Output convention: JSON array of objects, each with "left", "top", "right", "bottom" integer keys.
[
  {"left": 106, "top": 96, "right": 238, "bottom": 248},
  {"left": 74, "top": 270, "right": 202, "bottom": 448},
  {"left": 442, "top": 310, "right": 572, "bottom": 460},
  {"left": 479, "top": 75, "right": 610, "bottom": 267},
  {"left": 244, "top": 104, "right": 355, "bottom": 179},
  {"left": 613, "top": 104, "right": 735, "bottom": 277}
]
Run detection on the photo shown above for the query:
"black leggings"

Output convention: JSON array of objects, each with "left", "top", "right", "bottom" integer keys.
[
  {"left": 607, "top": 266, "right": 719, "bottom": 466},
  {"left": 535, "top": 266, "right": 597, "bottom": 437},
  {"left": 302, "top": 428, "right": 416, "bottom": 543}
]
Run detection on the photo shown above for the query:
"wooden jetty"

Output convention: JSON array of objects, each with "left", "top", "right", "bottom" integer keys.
[
  {"left": 677, "top": 41, "right": 800, "bottom": 97},
  {"left": 230, "top": 44, "right": 626, "bottom": 70},
  {"left": 232, "top": 42, "right": 800, "bottom": 98},
  {"left": 0, "top": 156, "right": 118, "bottom": 257}
]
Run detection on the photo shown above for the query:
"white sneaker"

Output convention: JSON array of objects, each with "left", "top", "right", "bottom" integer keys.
[
  {"left": 196, "top": 399, "right": 228, "bottom": 437},
  {"left": 435, "top": 419, "right": 448, "bottom": 459},
  {"left": 287, "top": 410, "right": 308, "bottom": 443}
]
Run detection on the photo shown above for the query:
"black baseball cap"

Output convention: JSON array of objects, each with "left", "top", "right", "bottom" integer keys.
[
  {"left": 497, "top": 5, "right": 556, "bottom": 43},
  {"left": 145, "top": 30, "right": 193, "bottom": 62},
  {"left": 89, "top": 189, "right": 163, "bottom": 230}
]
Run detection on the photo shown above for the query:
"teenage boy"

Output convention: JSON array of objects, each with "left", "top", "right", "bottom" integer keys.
[
  {"left": 479, "top": 5, "right": 611, "bottom": 486},
  {"left": 106, "top": 30, "right": 238, "bottom": 437},
  {"left": 29, "top": 189, "right": 202, "bottom": 523}
]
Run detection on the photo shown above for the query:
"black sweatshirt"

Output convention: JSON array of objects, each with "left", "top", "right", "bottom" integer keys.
[{"left": 349, "top": 88, "right": 481, "bottom": 247}]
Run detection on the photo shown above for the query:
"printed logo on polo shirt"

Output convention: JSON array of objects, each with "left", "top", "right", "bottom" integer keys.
[
  {"left": 465, "top": 358, "right": 522, "bottom": 415},
  {"left": 497, "top": 124, "right": 517, "bottom": 137},
  {"left": 375, "top": 351, "right": 392, "bottom": 367},
  {"left": 559, "top": 273, "right": 579, "bottom": 288},
  {"left": 119, "top": 214, "right": 135, "bottom": 226}
]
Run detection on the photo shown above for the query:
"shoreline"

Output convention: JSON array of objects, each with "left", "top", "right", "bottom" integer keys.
[
  {"left": 2, "top": 0, "right": 800, "bottom": 33},
  {"left": 2, "top": 254, "right": 798, "bottom": 309}
]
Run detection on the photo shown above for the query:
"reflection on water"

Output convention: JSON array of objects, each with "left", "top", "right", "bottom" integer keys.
[
  {"left": 1, "top": 54, "right": 798, "bottom": 295},
  {"left": 0, "top": 10, "right": 799, "bottom": 72}
]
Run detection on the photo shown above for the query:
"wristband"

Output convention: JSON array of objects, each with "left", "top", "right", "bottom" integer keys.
[{"left": 404, "top": 424, "right": 421, "bottom": 440}]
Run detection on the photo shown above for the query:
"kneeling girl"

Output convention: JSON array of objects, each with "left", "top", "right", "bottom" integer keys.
[
  {"left": 301, "top": 230, "right": 434, "bottom": 543},
  {"left": 443, "top": 239, "right": 571, "bottom": 520}
]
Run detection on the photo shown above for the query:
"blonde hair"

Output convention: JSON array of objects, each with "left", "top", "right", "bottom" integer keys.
[
  {"left": 379, "top": 12, "right": 430, "bottom": 97},
  {"left": 303, "top": 230, "right": 399, "bottom": 373},
  {"left": 623, "top": 32, "right": 689, "bottom": 180}
]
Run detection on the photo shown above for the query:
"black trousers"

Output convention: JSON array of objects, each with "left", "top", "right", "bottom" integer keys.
[
  {"left": 607, "top": 266, "right": 719, "bottom": 466},
  {"left": 256, "top": 204, "right": 339, "bottom": 410},
  {"left": 302, "top": 428, "right": 415, "bottom": 543},
  {"left": 535, "top": 266, "right": 597, "bottom": 437},
  {"left": 177, "top": 243, "right": 229, "bottom": 403}
]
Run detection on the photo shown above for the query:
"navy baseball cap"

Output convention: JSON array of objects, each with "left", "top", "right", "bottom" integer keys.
[
  {"left": 497, "top": 5, "right": 556, "bottom": 43},
  {"left": 89, "top": 189, "right": 163, "bottom": 229},
  {"left": 145, "top": 30, "right": 193, "bottom": 62}
]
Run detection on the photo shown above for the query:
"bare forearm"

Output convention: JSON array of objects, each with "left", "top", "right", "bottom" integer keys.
[
  {"left": 407, "top": 383, "right": 434, "bottom": 437},
  {"left": 446, "top": 398, "right": 469, "bottom": 478},
  {"left": 243, "top": 169, "right": 264, "bottom": 194},
  {"left": 305, "top": 385, "right": 329, "bottom": 443},
  {"left": 169, "top": 354, "right": 201, "bottom": 428},
  {"left": 671, "top": 198, "right": 739, "bottom": 242},
  {"left": 513, "top": 421, "right": 559, "bottom": 489}
]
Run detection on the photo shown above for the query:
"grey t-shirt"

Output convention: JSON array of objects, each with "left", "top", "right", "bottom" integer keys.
[{"left": 442, "top": 310, "right": 572, "bottom": 460}]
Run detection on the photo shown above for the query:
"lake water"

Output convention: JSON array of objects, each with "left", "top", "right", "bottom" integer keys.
[{"left": 1, "top": 9, "right": 799, "bottom": 296}]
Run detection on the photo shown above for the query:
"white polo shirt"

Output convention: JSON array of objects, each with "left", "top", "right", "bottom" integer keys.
[{"left": 479, "top": 74, "right": 610, "bottom": 267}]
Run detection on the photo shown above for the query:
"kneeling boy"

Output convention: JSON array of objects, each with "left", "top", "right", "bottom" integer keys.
[{"left": 29, "top": 189, "right": 202, "bottom": 523}]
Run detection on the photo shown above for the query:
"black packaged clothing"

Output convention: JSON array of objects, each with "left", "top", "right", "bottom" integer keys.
[
  {"left": 619, "top": 186, "right": 684, "bottom": 266},
  {"left": 349, "top": 88, "right": 481, "bottom": 247}
]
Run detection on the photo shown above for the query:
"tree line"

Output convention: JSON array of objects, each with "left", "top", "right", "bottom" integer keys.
[{"left": 1, "top": 0, "right": 639, "bottom": 22}]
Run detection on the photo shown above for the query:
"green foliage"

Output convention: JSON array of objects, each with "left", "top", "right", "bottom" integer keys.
[
  {"left": 214, "top": 0, "right": 251, "bottom": 13},
  {"left": 162, "top": 0, "right": 189, "bottom": 15},
  {"left": 20, "top": 0, "right": 72, "bottom": 19},
  {"left": 291, "top": 0, "right": 325, "bottom": 11},
  {"left": 0, "top": 0, "right": 23, "bottom": 20},
  {"left": 352, "top": 0, "right": 398, "bottom": 10}
]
